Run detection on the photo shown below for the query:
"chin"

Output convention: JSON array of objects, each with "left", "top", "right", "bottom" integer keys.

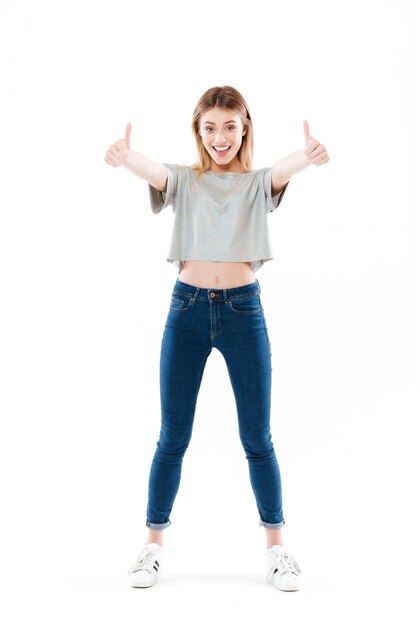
[{"left": 213, "top": 152, "right": 235, "bottom": 163}]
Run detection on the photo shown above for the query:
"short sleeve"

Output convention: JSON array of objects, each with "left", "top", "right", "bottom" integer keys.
[
  {"left": 148, "top": 163, "right": 178, "bottom": 214},
  {"left": 263, "top": 167, "right": 290, "bottom": 213}
]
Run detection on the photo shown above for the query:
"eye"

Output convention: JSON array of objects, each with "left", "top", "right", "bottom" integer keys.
[
  {"left": 204, "top": 127, "right": 214, "bottom": 133},
  {"left": 226, "top": 125, "right": 236, "bottom": 131}
]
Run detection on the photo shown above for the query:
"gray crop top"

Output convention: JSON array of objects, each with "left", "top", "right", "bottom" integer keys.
[{"left": 148, "top": 164, "right": 289, "bottom": 273}]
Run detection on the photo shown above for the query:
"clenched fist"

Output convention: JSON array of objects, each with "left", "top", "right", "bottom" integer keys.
[
  {"left": 104, "top": 123, "right": 132, "bottom": 167},
  {"left": 303, "top": 120, "right": 329, "bottom": 166}
]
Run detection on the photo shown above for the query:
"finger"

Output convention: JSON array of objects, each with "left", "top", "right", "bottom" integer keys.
[
  {"left": 107, "top": 146, "right": 123, "bottom": 166},
  {"left": 106, "top": 152, "right": 121, "bottom": 167},
  {"left": 308, "top": 141, "right": 323, "bottom": 156},
  {"left": 304, "top": 137, "right": 319, "bottom": 156},
  {"left": 125, "top": 122, "right": 132, "bottom": 145},
  {"left": 107, "top": 146, "right": 123, "bottom": 165},
  {"left": 310, "top": 144, "right": 327, "bottom": 160},
  {"left": 311, "top": 150, "right": 329, "bottom": 165},
  {"left": 115, "top": 140, "right": 129, "bottom": 157},
  {"left": 303, "top": 120, "right": 310, "bottom": 147},
  {"left": 317, "top": 154, "right": 330, "bottom": 165}
]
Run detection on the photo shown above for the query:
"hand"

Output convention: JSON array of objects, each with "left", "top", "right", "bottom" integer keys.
[
  {"left": 104, "top": 123, "right": 132, "bottom": 167},
  {"left": 303, "top": 120, "right": 329, "bottom": 165}
]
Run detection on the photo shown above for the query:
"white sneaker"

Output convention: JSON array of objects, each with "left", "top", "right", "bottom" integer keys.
[
  {"left": 265, "top": 544, "right": 302, "bottom": 591},
  {"left": 127, "top": 543, "right": 164, "bottom": 588}
]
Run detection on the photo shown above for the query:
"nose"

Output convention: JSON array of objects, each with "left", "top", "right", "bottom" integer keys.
[{"left": 214, "top": 129, "right": 227, "bottom": 143}]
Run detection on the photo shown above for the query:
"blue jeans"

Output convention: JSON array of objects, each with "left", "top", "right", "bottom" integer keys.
[{"left": 146, "top": 278, "right": 285, "bottom": 530}]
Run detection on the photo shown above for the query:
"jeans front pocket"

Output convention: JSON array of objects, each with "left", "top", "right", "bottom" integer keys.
[
  {"left": 169, "top": 293, "right": 195, "bottom": 312},
  {"left": 227, "top": 293, "right": 263, "bottom": 314}
]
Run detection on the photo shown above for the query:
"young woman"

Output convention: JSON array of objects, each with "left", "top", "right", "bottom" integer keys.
[{"left": 104, "top": 86, "right": 329, "bottom": 592}]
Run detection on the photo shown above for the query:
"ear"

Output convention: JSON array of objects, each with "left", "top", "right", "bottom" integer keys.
[{"left": 242, "top": 124, "right": 247, "bottom": 136}]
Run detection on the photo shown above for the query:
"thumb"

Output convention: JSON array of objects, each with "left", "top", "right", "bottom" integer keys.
[
  {"left": 125, "top": 122, "right": 132, "bottom": 148},
  {"left": 303, "top": 120, "right": 310, "bottom": 147}
]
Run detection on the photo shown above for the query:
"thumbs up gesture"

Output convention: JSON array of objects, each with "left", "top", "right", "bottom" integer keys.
[
  {"left": 303, "top": 120, "right": 329, "bottom": 166},
  {"left": 104, "top": 123, "right": 132, "bottom": 167}
]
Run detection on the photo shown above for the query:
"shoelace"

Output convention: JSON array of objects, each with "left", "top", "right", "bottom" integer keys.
[
  {"left": 128, "top": 546, "right": 159, "bottom": 575},
  {"left": 266, "top": 551, "right": 302, "bottom": 583}
]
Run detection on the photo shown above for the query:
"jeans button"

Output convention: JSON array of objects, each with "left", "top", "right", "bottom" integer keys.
[{"left": 210, "top": 292, "right": 215, "bottom": 298}]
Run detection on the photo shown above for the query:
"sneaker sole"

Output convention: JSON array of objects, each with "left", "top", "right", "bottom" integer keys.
[{"left": 129, "top": 581, "right": 158, "bottom": 588}]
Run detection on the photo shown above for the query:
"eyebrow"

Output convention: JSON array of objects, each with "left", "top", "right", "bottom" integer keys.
[{"left": 203, "top": 120, "right": 237, "bottom": 125}]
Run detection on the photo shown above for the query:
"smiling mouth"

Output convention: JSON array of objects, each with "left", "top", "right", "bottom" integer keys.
[{"left": 213, "top": 146, "right": 231, "bottom": 154}]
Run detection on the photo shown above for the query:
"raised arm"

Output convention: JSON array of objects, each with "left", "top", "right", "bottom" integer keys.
[
  {"left": 104, "top": 123, "right": 168, "bottom": 192},
  {"left": 271, "top": 120, "right": 330, "bottom": 196}
]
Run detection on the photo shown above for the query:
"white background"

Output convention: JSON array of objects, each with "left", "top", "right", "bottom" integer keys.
[{"left": 1, "top": 0, "right": 416, "bottom": 624}]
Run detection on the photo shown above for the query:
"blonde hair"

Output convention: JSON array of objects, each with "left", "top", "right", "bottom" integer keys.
[{"left": 191, "top": 86, "right": 253, "bottom": 180}]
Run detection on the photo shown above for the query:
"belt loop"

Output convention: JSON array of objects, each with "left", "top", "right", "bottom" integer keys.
[
  {"left": 223, "top": 288, "right": 228, "bottom": 302},
  {"left": 192, "top": 287, "right": 200, "bottom": 301},
  {"left": 256, "top": 278, "right": 261, "bottom": 294}
]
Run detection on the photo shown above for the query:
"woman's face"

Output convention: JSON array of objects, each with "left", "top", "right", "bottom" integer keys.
[{"left": 198, "top": 107, "right": 247, "bottom": 171}]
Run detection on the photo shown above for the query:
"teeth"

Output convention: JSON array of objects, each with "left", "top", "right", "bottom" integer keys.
[{"left": 214, "top": 146, "right": 229, "bottom": 152}]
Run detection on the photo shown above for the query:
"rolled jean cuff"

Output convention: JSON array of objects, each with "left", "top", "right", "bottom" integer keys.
[
  {"left": 146, "top": 519, "right": 172, "bottom": 530},
  {"left": 259, "top": 518, "right": 285, "bottom": 529}
]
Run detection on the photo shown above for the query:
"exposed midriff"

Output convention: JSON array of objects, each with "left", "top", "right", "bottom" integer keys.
[{"left": 178, "top": 260, "right": 256, "bottom": 289}]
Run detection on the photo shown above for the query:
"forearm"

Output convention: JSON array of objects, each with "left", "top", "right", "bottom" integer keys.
[
  {"left": 122, "top": 150, "right": 160, "bottom": 181},
  {"left": 272, "top": 149, "right": 311, "bottom": 181}
]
